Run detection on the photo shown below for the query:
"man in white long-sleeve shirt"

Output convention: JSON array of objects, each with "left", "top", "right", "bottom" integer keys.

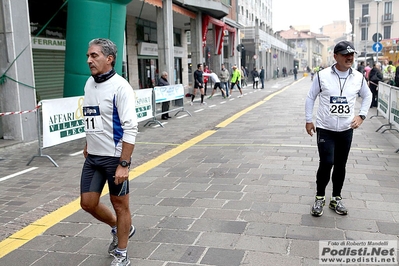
[
  {"left": 81, "top": 38, "right": 137, "bottom": 266},
  {"left": 305, "top": 41, "right": 372, "bottom": 217},
  {"left": 203, "top": 70, "right": 227, "bottom": 99}
]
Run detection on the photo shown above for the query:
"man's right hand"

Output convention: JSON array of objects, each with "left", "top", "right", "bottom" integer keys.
[{"left": 306, "top": 122, "right": 316, "bottom": 136}]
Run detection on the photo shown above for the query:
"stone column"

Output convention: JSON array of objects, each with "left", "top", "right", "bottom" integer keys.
[
  {"left": 190, "top": 13, "right": 203, "bottom": 77},
  {"left": 157, "top": 0, "right": 174, "bottom": 85},
  {"left": 0, "top": 0, "right": 36, "bottom": 141}
]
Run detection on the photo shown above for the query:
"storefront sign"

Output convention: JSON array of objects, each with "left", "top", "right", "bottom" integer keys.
[
  {"left": 138, "top": 42, "right": 184, "bottom": 58},
  {"left": 32, "top": 37, "right": 66, "bottom": 51}
]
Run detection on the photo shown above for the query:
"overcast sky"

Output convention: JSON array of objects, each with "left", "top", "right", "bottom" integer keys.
[{"left": 272, "top": 0, "right": 351, "bottom": 33}]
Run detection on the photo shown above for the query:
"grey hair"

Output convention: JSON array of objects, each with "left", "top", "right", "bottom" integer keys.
[
  {"left": 161, "top": 71, "right": 168, "bottom": 77},
  {"left": 88, "top": 38, "right": 117, "bottom": 67}
]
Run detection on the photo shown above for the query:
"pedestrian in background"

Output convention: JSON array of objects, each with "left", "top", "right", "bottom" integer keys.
[
  {"left": 383, "top": 65, "right": 395, "bottom": 85},
  {"left": 219, "top": 64, "right": 230, "bottom": 97},
  {"left": 293, "top": 66, "right": 298, "bottom": 80},
  {"left": 305, "top": 41, "right": 372, "bottom": 218},
  {"left": 384, "top": 60, "right": 396, "bottom": 74},
  {"left": 241, "top": 66, "right": 248, "bottom": 86},
  {"left": 364, "top": 62, "right": 372, "bottom": 80},
  {"left": 158, "top": 71, "right": 171, "bottom": 120},
  {"left": 81, "top": 38, "right": 137, "bottom": 266},
  {"left": 251, "top": 67, "right": 259, "bottom": 89},
  {"left": 259, "top": 66, "right": 265, "bottom": 89},
  {"left": 191, "top": 63, "right": 206, "bottom": 105},
  {"left": 282, "top": 67, "right": 287, "bottom": 77},
  {"left": 368, "top": 62, "right": 383, "bottom": 108},
  {"left": 357, "top": 61, "right": 365, "bottom": 75},
  {"left": 229, "top": 65, "right": 243, "bottom": 97}
]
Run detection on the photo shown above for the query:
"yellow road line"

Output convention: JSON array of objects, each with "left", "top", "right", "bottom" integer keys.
[
  {"left": 216, "top": 84, "right": 290, "bottom": 128},
  {"left": 0, "top": 131, "right": 216, "bottom": 258},
  {"left": 137, "top": 142, "right": 383, "bottom": 151},
  {"left": 0, "top": 84, "right": 293, "bottom": 258}
]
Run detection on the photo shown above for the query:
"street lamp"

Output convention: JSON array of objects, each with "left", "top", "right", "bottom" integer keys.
[
  {"left": 363, "top": 14, "right": 370, "bottom": 57},
  {"left": 375, "top": 0, "right": 382, "bottom": 63}
]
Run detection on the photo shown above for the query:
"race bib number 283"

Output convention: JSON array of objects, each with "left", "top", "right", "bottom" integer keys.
[
  {"left": 329, "top": 96, "right": 351, "bottom": 117},
  {"left": 83, "top": 106, "right": 104, "bottom": 133}
]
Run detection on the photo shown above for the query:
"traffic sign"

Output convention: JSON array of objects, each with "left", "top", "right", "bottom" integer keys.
[
  {"left": 372, "top": 33, "right": 383, "bottom": 42},
  {"left": 372, "top": 42, "right": 383, "bottom": 52}
]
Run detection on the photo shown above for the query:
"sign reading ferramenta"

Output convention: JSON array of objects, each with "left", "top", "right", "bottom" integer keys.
[{"left": 32, "top": 37, "right": 66, "bottom": 51}]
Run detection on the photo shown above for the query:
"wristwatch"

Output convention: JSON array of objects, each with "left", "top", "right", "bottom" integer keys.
[
  {"left": 359, "top": 115, "right": 366, "bottom": 120},
  {"left": 119, "top": 160, "right": 131, "bottom": 167}
]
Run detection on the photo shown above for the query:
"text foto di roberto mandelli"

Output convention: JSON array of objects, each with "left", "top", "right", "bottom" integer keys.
[{"left": 319, "top": 240, "right": 397, "bottom": 265}]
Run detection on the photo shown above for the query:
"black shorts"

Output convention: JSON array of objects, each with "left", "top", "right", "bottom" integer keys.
[
  {"left": 213, "top": 82, "right": 223, "bottom": 90},
  {"left": 81, "top": 154, "right": 129, "bottom": 196},
  {"left": 194, "top": 82, "right": 203, "bottom": 89}
]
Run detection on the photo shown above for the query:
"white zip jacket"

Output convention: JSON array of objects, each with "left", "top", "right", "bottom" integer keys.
[
  {"left": 83, "top": 73, "right": 138, "bottom": 157},
  {"left": 202, "top": 72, "right": 220, "bottom": 83},
  {"left": 305, "top": 65, "right": 372, "bottom": 132}
]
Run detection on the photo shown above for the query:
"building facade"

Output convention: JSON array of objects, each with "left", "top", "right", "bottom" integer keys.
[
  {"left": 237, "top": 0, "right": 295, "bottom": 79},
  {"left": 278, "top": 27, "right": 326, "bottom": 71},
  {"left": 350, "top": 0, "right": 399, "bottom": 66},
  {"left": 0, "top": 0, "right": 295, "bottom": 142}
]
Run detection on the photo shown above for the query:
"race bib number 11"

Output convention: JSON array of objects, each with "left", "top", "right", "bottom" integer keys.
[
  {"left": 83, "top": 106, "right": 104, "bottom": 133},
  {"left": 329, "top": 96, "right": 350, "bottom": 117}
]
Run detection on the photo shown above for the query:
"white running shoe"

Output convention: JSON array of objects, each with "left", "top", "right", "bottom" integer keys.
[
  {"left": 237, "top": 95, "right": 243, "bottom": 98},
  {"left": 108, "top": 225, "right": 136, "bottom": 255},
  {"left": 200, "top": 102, "right": 207, "bottom": 106},
  {"left": 190, "top": 101, "right": 193, "bottom": 106}
]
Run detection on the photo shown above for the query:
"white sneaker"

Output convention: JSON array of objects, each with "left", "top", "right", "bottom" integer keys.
[
  {"left": 200, "top": 102, "right": 207, "bottom": 106},
  {"left": 190, "top": 101, "right": 193, "bottom": 106},
  {"left": 237, "top": 95, "right": 243, "bottom": 98}
]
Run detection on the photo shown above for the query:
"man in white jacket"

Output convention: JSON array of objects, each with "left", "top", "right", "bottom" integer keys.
[
  {"left": 203, "top": 70, "right": 227, "bottom": 99},
  {"left": 81, "top": 38, "right": 137, "bottom": 266},
  {"left": 305, "top": 41, "right": 372, "bottom": 217}
]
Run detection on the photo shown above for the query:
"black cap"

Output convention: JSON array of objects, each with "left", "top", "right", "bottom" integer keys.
[{"left": 334, "top": 41, "right": 357, "bottom": 55}]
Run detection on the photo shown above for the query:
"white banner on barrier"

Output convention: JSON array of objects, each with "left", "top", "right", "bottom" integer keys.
[
  {"left": 377, "top": 83, "right": 391, "bottom": 120},
  {"left": 153, "top": 84, "right": 184, "bottom": 103},
  {"left": 389, "top": 88, "right": 399, "bottom": 130},
  {"left": 134, "top": 88, "right": 154, "bottom": 122},
  {"left": 41, "top": 89, "right": 156, "bottom": 148},
  {"left": 42, "top": 96, "right": 85, "bottom": 148}
]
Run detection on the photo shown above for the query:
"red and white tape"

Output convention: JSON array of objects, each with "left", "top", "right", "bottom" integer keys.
[{"left": 0, "top": 104, "right": 41, "bottom": 117}]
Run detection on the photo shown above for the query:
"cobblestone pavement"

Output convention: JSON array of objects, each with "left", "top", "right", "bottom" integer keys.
[{"left": 0, "top": 75, "right": 398, "bottom": 266}]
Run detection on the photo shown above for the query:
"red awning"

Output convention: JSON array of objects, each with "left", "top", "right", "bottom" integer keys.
[{"left": 145, "top": 0, "right": 196, "bottom": 19}]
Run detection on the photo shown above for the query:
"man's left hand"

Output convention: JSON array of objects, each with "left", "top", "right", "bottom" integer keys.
[
  {"left": 114, "top": 166, "right": 129, "bottom": 185},
  {"left": 351, "top": 116, "right": 364, "bottom": 129}
]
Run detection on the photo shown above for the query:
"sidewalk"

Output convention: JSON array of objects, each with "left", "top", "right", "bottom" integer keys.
[{"left": 0, "top": 75, "right": 398, "bottom": 266}]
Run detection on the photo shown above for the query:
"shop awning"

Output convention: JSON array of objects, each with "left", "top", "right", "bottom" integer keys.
[
  {"left": 145, "top": 0, "right": 196, "bottom": 18},
  {"left": 202, "top": 15, "right": 236, "bottom": 55}
]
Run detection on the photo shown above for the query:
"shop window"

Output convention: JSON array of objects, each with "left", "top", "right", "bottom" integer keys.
[{"left": 29, "top": 0, "right": 67, "bottom": 38}]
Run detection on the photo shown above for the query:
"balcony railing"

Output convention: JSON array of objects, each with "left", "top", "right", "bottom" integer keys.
[
  {"left": 382, "top": 13, "right": 394, "bottom": 24},
  {"left": 359, "top": 17, "right": 369, "bottom": 26}
]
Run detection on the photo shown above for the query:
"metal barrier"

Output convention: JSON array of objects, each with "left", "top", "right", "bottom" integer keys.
[
  {"left": 25, "top": 86, "right": 192, "bottom": 167},
  {"left": 144, "top": 84, "right": 191, "bottom": 128},
  {"left": 373, "top": 82, "right": 399, "bottom": 153}
]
